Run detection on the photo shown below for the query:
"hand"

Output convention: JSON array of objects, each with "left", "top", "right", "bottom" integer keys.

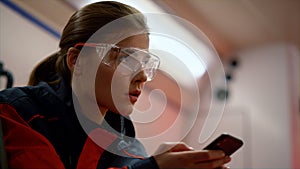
[{"left": 153, "top": 142, "right": 231, "bottom": 169}]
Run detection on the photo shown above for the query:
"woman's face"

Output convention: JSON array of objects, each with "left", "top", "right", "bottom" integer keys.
[{"left": 95, "top": 34, "right": 149, "bottom": 116}]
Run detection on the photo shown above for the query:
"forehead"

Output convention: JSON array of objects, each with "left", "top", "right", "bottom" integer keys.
[{"left": 117, "top": 34, "right": 149, "bottom": 49}]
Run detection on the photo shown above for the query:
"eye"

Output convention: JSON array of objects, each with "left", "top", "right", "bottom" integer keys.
[
  {"left": 137, "top": 53, "right": 151, "bottom": 65},
  {"left": 118, "top": 52, "right": 130, "bottom": 64},
  {"left": 125, "top": 48, "right": 136, "bottom": 54}
]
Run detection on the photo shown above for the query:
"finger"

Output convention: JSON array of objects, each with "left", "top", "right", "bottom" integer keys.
[
  {"left": 169, "top": 142, "right": 194, "bottom": 152},
  {"left": 169, "top": 150, "right": 226, "bottom": 164},
  {"left": 214, "top": 166, "right": 231, "bottom": 169},
  {"left": 193, "top": 156, "right": 231, "bottom": 169},
  {"left": 190, "top": 150, "right": 226, "bottom": 162},
  {"left": 155, "top": 142, "right": 194, "bottom": 154},
  {"left": 215, "top": 166, "right": 230, "bottom": 169}
]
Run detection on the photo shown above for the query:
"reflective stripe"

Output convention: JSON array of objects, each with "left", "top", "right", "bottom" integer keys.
[
  {"left": 122, "top": 149, "right": 145, "bottom": 160},
  {"left": 27, "top": 114, "right": 44, "bottom": 123},
  {"left": 107, "top": 167, "right": 128, "bottom": 169}
]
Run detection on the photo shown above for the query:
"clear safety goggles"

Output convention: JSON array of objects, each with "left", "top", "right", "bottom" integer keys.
[{"left": 74, "top": 43, "right": 160, "bottom": 81}]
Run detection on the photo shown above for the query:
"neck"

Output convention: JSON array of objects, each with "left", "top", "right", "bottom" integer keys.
[{"left": 94, "top": 106, "right": 107, "bottom": 124}]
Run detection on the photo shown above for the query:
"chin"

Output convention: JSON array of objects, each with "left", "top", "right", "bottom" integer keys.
[
  {"left": 112, "top": 103, "right": 133, "bottom": 117},
  {"left": 121, "top": 105, "right": 133, "bottom": 116}
]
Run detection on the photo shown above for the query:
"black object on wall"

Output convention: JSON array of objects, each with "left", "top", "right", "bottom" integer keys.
[
  {"left": 0, "top": 61, "right": 13, "bottom": 89},
  {"left": 215, "top": 57, "right": 240, "bottom": 101}
]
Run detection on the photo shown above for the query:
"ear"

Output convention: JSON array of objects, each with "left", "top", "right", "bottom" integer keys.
[{"left": 66, "top": 47, "right": 80, "bottom": 73}]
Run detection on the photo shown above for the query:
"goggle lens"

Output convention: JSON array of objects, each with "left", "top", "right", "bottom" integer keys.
[{"left": 74, "top": 43, "right": 160, "bottom": 81}]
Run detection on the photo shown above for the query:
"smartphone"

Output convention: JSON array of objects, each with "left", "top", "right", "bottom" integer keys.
[{"left": 203, "top": 133, "right": 243, "bottom": 156}]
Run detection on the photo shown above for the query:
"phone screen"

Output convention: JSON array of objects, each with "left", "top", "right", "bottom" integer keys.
[{"left": 203, "top": 134, "right": 243, "bottom": 156}]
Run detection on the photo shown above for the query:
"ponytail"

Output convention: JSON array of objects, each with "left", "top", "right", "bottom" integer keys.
[
  {"left": 28, "top": 1, "right": 146, "bottom": 86},
  {"left": 28, "top": 51, "right": 63, "bottom": 86}
]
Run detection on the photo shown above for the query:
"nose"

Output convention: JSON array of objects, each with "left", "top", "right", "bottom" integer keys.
[{"left": 131, "top": 70, "right": 147, "bottom": 84}]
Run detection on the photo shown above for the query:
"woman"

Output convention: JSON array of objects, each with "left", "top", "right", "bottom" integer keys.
[{"left": 0, "top": 1, "right": 231, "bottom": 168}]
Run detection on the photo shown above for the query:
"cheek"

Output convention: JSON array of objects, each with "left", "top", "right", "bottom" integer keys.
[
  {"left": 95, "top": 65, "right": 114, "bottom": 106},
  {"left": 95, "top": 64, "right": 135, "bottom": 115},
  {"left": 110, "top": 68, "right": 135, "bottom": 115}
]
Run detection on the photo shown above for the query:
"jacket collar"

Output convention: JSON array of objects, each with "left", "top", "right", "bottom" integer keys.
[{"left": 35, "top": 77, "right": 136, "bottom": 138}]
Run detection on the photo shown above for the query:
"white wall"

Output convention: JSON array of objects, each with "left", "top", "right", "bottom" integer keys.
[
  {"left": 228, "top": 42, "right": 298, "bottom": 168},
  {"left": 0, "top": 3, "right": 59, "bottom": 88},
  {"left": 184, "top": 42, "right": 299, "bottom": 168},
  {"left": 227, "top": 42, "right": 298, "bottom": 168}
]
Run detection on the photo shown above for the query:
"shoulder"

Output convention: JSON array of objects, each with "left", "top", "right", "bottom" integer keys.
[
  {"left": 0, "top": 86, "right": 38, "bottom": 121},
  {"left": 0, "top": 86, "right": 66, "bottom": 169},
  {"left": 0, "top": 85, "right": 43, "bottom": 105},
  {"left": 0, "top": 83, "right": 56, "bottom": 120},
  {"left": 0, "top": 82, "right": 59, "bottom": 104},
  {"left": 0, "top": 86, "right": 31, "bottom": 105}
]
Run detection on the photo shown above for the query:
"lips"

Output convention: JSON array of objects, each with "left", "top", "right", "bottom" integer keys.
[{"left": 128, "top": 90, "right": 141, "bottom": 104}]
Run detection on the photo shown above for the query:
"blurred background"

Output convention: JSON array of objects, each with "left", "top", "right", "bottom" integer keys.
[{"left": 0, "top": 0, "right": 299, "bottom": 168}]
